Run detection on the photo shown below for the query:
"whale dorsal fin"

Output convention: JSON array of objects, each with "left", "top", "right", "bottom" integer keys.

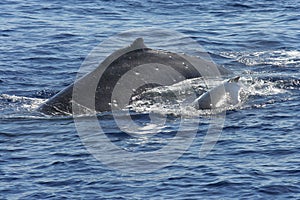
[
  {"left": 131, "top": 38, "right": 147, "bottom": 49},
  {"left": 228, "top": 76, "right": 240, "bottom": 83}
]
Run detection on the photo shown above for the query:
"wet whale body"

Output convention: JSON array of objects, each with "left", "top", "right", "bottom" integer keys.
[
  {"left": 192, "top": 76, "right": 243, "bottom": 110},
  {"left": 37, "top": 38, "right": 232, "bottom": 115}
]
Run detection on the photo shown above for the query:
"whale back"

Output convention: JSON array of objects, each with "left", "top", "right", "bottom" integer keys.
[{"left": 38, "top": 38, "right": 233, "bottom": 115}]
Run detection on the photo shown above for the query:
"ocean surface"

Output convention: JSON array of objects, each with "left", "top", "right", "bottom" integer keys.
[{"left": 1, "top": 0, "right": 300, "bottom": 199}]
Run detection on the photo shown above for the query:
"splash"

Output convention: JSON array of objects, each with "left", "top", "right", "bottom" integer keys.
[
  {"left": 240, "top": 77, "right": 287, "bottom": 96},
  {"left": 0, "top": 94, "right": 45, "bottom": 109},
  {"left": 128, "top": 73, "right": 292, "bottom": 117},
  {"left": 0, "top": 94, "right": 46, "bottom": 119},
  {"left": 129, "top": 77, "right": 250, "bottom": 117}
]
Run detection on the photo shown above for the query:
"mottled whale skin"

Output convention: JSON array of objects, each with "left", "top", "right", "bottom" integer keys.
[{"left": 37, "top": 38, "right": 232, "bottom": 115}]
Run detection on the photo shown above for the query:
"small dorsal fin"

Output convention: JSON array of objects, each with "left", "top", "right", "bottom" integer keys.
[
  {"left": 131, "top": 38, "right": 147, "bottom": 49},
  {"left": 228, "top": 76, "right": 240, "bottom": 83}
]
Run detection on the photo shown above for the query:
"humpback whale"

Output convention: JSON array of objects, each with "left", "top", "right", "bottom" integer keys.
[
  {"left": 192, "top": 76, "right": 243, "bottom": 110},
  {"left": 37, "top": 38, "right": 232, "bottom": 115}
]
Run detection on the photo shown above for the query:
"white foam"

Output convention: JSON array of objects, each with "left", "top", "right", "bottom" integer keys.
[
  {"left": 221, "top": 50, "right": 300, "bottom": 67},
  {"left": 0, "top": 94, "right": 45, "bottom": 111},
  {"left": 240, "top": 77, "right": 287, "bottom": 96}
]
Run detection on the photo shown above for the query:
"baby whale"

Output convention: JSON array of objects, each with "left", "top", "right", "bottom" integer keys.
[
  {"left": 37, "top": 38, "right": 233, "bottom": 115},
  {"left": 192, "top": 76, "right": 243, "bottom": 110}
]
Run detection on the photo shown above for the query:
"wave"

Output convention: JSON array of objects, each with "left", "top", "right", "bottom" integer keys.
[{"left": 220, "top": 50, "right": 300, "bottom": 67}]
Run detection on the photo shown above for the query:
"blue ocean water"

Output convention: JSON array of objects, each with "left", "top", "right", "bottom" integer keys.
[{"left": 1, "top": 0, "right": 300, "bottom": 199}]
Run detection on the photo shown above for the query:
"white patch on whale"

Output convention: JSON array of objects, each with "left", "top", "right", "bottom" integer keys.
[{"left": 192, "top": 77, "right": 244, "bottom": 110}]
